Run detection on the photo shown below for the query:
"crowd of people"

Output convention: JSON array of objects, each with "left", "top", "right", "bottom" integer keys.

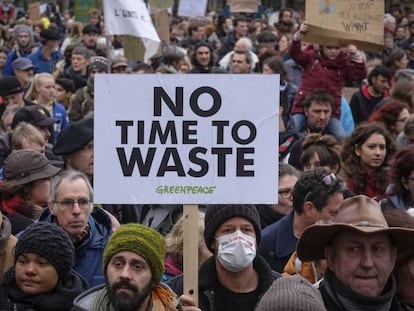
[{"left": 0, "top": 1, "right": 413, "bottom": 310}]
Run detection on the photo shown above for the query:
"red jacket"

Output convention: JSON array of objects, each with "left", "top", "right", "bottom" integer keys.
[{"left": 289, "top": 39, "right": 367, "bottom": 119}]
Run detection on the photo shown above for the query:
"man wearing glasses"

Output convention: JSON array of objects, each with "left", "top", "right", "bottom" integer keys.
[
  {"left": 259, "top": 168, "right": 345, "bottom": 273},
  {"left": 38, "top": 169, "right": 112, "bottom": 288}
]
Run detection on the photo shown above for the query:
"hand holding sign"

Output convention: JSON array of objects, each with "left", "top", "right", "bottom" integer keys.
[
  {"left": 304, "top": 0, "right": 384, "bottom": 52},
  {"left": 299, "top": 21, "right": 311, "bottom": 35}
]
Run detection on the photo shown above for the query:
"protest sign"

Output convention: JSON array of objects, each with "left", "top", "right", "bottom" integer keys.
[
  {"left": 177, "top": 0, "right": 207, "bottom": 18},
  {"left": 151, "top": 9, "right": 170, "bottom": 45},
  {"left": 103, "top": 0, "right": 160, "bottom": 61},
  {"left": 73, "top": 0, "right": 95, "bottom": 24},
  {"left": 304, "top": 0, "right": 384, "bottom": 53},
  {"left": 94, "top": 75, "right": 279, "bottom": 205},
  {"left": 28, "top": 2, "right": 40, "bottom": 22},
  {"left": 227, "top": 0, "right": 260, "bottom": 13}
]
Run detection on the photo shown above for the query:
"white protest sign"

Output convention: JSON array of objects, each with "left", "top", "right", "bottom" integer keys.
[
  {"left": 94, "top": 75, "right": 279, "bottom": 204},
  {"left": 103, "top": 0, "right": 160, "bottom": 61},
  {"left": 177, "top": 0, "right": 207, "bottom": 18}
]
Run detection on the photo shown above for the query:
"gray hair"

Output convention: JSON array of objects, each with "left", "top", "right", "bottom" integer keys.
[
  {"left": 49, "top": 170, "right": 93, "bottom": 203},
  {"left": 236, "top": 37, "right": 253, "bottom": 51},
  {"left": 232, "top": 49, "right": 253, "bottom": 65},
  {"left": 384, "top": 13, "right": 396, "bottom": 24}
]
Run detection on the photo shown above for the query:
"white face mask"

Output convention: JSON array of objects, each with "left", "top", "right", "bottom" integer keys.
[{"left": 216, "top": 230, "right": 256, "bottom": 272}]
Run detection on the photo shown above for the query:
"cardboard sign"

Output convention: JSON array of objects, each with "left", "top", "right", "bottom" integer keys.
[
  {"left": 94, "top": 75, "right": 279, "bottom": 204},
  {"left": 227, "top": 0, "right": 260, "bottom": 13},
  {"left": 151, "top": 9, "right": 170, "bottom": 45},
  {"left": 177, "top": 0, "right": 207, "bottom": 18},
  {"left": 304, "top": 0, "right": 384, "bottom": 53},
  {"left": 28, "top": 2, "right": 40, "bottom": 22}
]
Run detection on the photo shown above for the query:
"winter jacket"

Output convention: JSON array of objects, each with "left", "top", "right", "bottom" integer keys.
[
  {"left": 0, "top": 267, "right": 88, "bottom": 311},
  {"left": 38, "top": 207, "right": 112, "bottom": 288},
  {"left": 289, "top": 39, "right": 366, "bottom": 119},
  {"left": 259, "top": 211, "right": 297, "bottom": 273},
  {"left": 73, "top": 282, "right": 184, "bottom": 311},
  {"left": 167, "top": 255, "right": 278, "bottom": 311}
]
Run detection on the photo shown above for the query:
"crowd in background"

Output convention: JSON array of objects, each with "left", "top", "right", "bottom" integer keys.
[{"left": 0, "top": 1, "right": 412, "bottom": 310}]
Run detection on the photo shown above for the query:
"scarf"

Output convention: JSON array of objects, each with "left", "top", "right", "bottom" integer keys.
[
  {"left": 64, "top": 66, "right": 88, "bottom": 89},
  {"left": 0, "top": 267, "right": 87, "bottom": 311},
  {"left": 2, "top": 195, "right": 43, "bottom": 220},
  {"left": 90, "top": 284, "right": 183, "bottom": 311},
  {"left": 320, "top": 269, "right": 397, "bottom": 311},
  {"left": 53, "top": 215, "right": 90, "bottom": 245}
]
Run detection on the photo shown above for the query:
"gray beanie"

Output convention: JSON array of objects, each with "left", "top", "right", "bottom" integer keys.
[
  {"left": 14, "top": 24, "right": 34, "bottom": 47},
  {"left": 256, "top": 275, "right": 327, "bottom": 311}
]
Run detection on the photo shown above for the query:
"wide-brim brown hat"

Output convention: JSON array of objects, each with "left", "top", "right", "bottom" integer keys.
[
  {"left": 297, "top": 195, "right": 414, "bottom": 261},
  {"left": 4, "top": 150, "right": 61, "bottom": 185}
]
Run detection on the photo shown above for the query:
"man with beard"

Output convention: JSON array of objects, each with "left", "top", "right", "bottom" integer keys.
[
  {"left": 350, "top": 65, "right": 391, "bottom": 124},
  {"left": 274, "top": 7, "right": 295, "bottom": 36},
  {"left": 73, "top": 223, "right": 199, "bottom": 311}
]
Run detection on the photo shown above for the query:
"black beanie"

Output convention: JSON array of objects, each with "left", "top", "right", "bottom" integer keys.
[
  {"left": 14, "top": 222, "right": 75, "bottom": 281},
  {"left": 204, "top": 204, "right": 261, "bottom": 252}
]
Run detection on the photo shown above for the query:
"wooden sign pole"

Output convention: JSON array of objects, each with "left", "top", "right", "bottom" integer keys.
[{"left": 183, "top": 204, "right": 199, "bottom": 306}]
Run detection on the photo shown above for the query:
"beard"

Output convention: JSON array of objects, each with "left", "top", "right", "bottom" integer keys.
[{"left": 107, "top": 278, "right": 153, "bottom": 311}]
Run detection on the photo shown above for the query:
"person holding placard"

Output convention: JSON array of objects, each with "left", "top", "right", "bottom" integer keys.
[{"left": 289, "top": 21, "right": 367, "bottom": 142}]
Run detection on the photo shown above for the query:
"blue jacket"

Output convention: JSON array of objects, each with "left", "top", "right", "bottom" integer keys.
[
  {"left": 38, "top": 207, "right": 112, "bottom": 288},
  {"left": 258, "top": 211, "right": 297, "bottom": 273},
  {"left": 51, "top": 101, "right": 69, "bottom": 140},
  {"left": 28, "top": 46, "right": 62, "bottom": 74}
]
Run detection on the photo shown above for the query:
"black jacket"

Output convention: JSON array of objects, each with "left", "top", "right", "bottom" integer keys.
[{"left": 167, "top": 255, "right": 279, "bottom": 311}]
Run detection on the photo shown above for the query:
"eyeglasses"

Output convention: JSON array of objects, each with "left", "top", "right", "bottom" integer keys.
[
  {"left": 304, "top": 173, "right": 336, "bottom": 202},
  {"left": 53, "top": 198, "right": 92, "bottom": 210},
  {"left": 278, "top": 188, "right": 293, "bottom": 199}
]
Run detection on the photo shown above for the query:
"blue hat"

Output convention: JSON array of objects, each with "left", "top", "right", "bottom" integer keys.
[{"left": 12, "top": 57, "right": 34, "bottom": 71}]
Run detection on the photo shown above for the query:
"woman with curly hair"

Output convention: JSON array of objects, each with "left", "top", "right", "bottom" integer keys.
[
  {"left": 369, "top": 100, "right": 410, "bottom": 138},
  {"left": 380, "top": 147, "right": 414, "bottom": 210},
  {"left": 300, "top": 133, "right": 342, "bottom": 174},
  {"left": 341, "top": 122, "right": 396, "bottom": 199}
]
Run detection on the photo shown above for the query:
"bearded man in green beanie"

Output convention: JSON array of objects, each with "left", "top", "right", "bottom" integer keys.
[{"left": 73, "top": 223, "right": 200, "bottom": 311}]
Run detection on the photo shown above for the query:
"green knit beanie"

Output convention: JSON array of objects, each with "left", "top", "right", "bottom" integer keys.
[{"left": 103, "top": 223, "right": 166, "bottom": 284}]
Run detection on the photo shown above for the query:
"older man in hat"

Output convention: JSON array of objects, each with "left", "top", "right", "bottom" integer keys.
[
  {"left": 297, "top": 195, "right": 414, "bottom": 309},
  {"left": 73, "top": 223, "right": 199, "bottom": 311},
  {"left": 11, "top": 57, "right": 34, "bottom": 91}
]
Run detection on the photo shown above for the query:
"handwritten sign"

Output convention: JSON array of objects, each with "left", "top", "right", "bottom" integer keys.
[
  {"left": 177, "top": 0, "right": 207, "bottom": 18},
  {"left": 304, "top": 0, "right": 384, "bottom": 53},
  {"left": 94, "top": 74, "right": 279, "bottom": 204},
  {"left": 151, "top": 9, "right": 170, "bottom": 45},
  {"left": 28, "top": 2, "right": 40, "bottom": 22},
  {"left": 227, "top": 0, "right": 260, "bottom": 13}
]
